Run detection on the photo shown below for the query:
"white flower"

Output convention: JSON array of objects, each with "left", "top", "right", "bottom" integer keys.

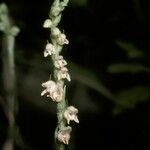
[
  {"left": 41, "top": 80, "right": 56, "bottom": 96},
  {"left": 44, "top": 43, "right": 55, "bottom": 57},
  {"left": 48, "top": 84, "right": 63, "bottom": 102},
  {"left": 57, "top": 126, "right": 72, "bottom": 145},
  {"left": 51, "top": 27, "right": 61, "bottom": 37},
  {"left": 57, "top": 33, "right": 69, "bottom": 45},
  {"left": 41, "top": 80, "right": 63, "bottom": 102},
  {"left": 43, "top": 19, "right": 53, "bottom": 28},
  {"left": 57, "top": 67, "right": 71, "bottom": 82},
  {"left": 54, "top": 55, "right": 67, "bottom": 68},
  {"left": 64, "top": 106, "right": 79, "bottom": 124}
]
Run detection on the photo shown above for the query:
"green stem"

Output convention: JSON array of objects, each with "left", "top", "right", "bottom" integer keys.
[
  {"left": 49, "top": 1, "right": 69, "bottom": 150},
  {"left": 0, "top": 3, "right": 19, "bottom": 149},
  {"left": 43, "top": 0, "right": 70, "bottom": 149},
  {"left": 52, "top": 55, "right": 67, "bottom": 150},
  {"left": 2, "top": 30, "right": 16, "bottom": 150}
]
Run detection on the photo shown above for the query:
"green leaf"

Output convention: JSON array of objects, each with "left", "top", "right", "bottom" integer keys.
[
  {"left": 116, "top": 40, "right": 144, "bottom": 58},
  {"left": 70, "top": 62, "right": 114, "bottom": 99},
  {"left": 113, "top": 86, "right": 150, "bottom": 114},
  {"left": 107, "top": 63, "right": 150, "bottom": 74}
]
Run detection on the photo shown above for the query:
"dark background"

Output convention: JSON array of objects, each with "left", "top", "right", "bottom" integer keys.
[{"left": 0, "top": 0, "right": 150, "bottom": 149}]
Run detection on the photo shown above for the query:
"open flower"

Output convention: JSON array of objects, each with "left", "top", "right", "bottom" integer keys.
[
  {"left": 57, "top": 126, "right": 72, "bottom": 145},
  {"left": 64, "top": 106, "right": 79, "bottom": 124},
  {"left": 48, "top": 84, "right": 63, "bottom": 102},
  {"left": 44, "top": 43, "right": 55, "bottom": 57},
  {"left": 57, "top": 33, "right": 69, "bottom": 45},
  {"left": 41, "top": 80, "right": 63, "bottom": 102},
  {"left": 57, "top": 67, "right": 71, "bottom": 81},
  {"left": 54, "top": 55, "right": 67, "bottom": 68},
  {"left": 41, "top": 80, "right": 56, "bottom": 96}
]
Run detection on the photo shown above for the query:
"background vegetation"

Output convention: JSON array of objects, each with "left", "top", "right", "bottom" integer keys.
[{"left": 0, "top": 0, "right": 150, "bottom": 149}]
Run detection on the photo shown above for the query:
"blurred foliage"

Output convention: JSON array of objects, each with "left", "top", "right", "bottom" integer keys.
[
  {"left": 107, "top": 39, "right": 150, "bottom": 114},
  {"left": 70, "top": 62, "right": 114, "bottom": 99},
  {"left": 108, "top": 63, "right": 150, "bottom": 74},
  {"left": 116, "top": 40, "right": 145, "bottom": 58},
  {"left": 113, "top": 86, "right": 150, "bottom": 114}
]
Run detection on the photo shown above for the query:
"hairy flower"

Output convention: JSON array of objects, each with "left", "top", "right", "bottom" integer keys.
[
  {"left": 44, "top": 43, "right": 55, "bottom": 57},
  {"left": 57, "top": 67, "right": 71, "bottom": 81},
  {"left": 41, "top": 80, "right": 63, "bottom": 102},
  {"left": 64, "top": 106, "right": 79, "bottom": 124},
  {"left": 57, "top": 33, "right": 69, "bottom": 45},
  {"left": 57, "top": 126, "right": 72, "bottom": 145},
  {"left": 54, "top": 55, "right": 67, "bottom": 68}
]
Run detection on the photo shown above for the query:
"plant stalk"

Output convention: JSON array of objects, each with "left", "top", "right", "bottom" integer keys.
[{"left": 0, "top": 3, "right": 19, "bottom": 150}]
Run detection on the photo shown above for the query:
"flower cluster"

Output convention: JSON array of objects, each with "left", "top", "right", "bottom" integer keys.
[
  {"left": 42, "top": 28, "right": 71, "bottom": 82},
  {"left": 41, "top": 0, "right": 79, "bottom": 146}
]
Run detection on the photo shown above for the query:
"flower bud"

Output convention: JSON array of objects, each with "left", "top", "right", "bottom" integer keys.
[
  {"left": 51, "top": 27, "right": 61, "bottom": 37},
  {"left": 44, "top": 43, "right": 55, "bottom": 57},
  {"left": 43, "top": 19, "right": 53, "bottom": 28}
]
